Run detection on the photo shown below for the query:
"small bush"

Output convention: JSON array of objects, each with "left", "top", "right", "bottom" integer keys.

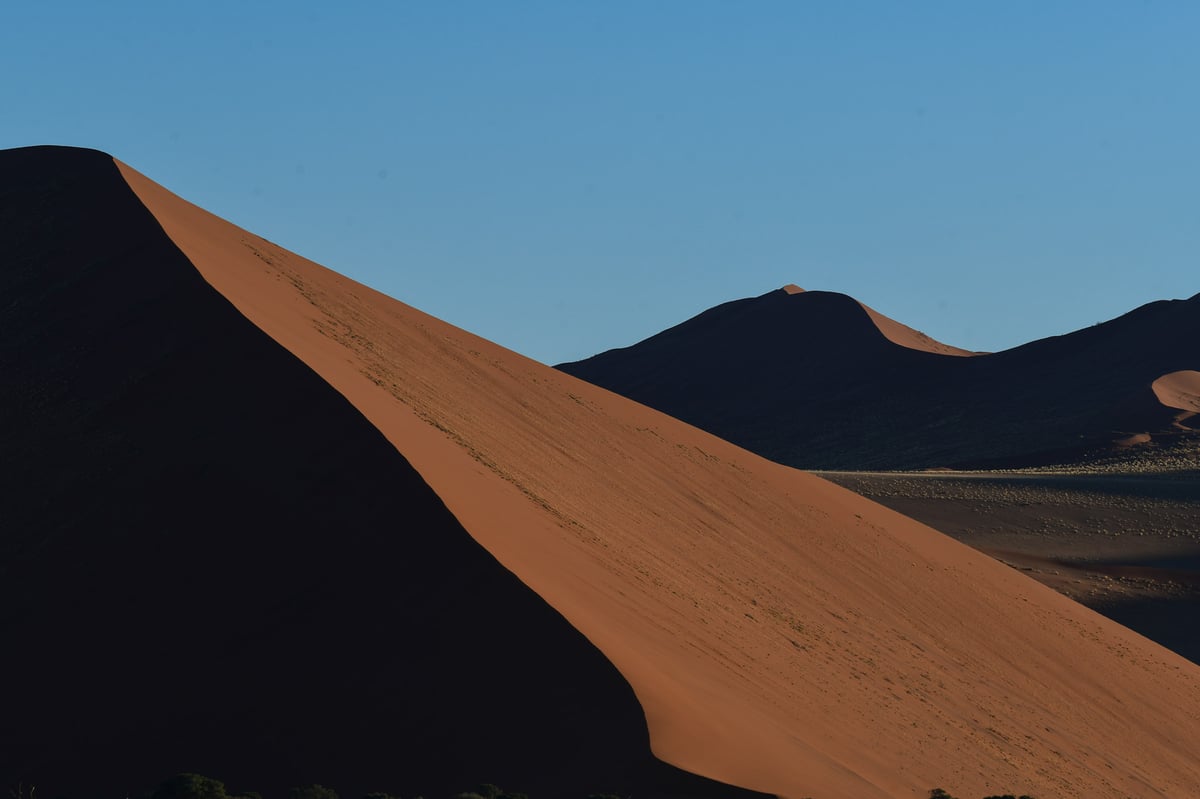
[
  {"left": 153, "top": 774, "right": 229, "bottom": 799},
  {"left": 289, "top": 785, "right": 339, "bottom": 799}
]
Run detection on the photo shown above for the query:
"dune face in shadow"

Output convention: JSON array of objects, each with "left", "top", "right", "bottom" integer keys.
[
  {"left": 558, "top": 287, "right": 1200, "bottom": 469},
  {"left": 0, "top": 147, "right": 764, "bottom": 799}
]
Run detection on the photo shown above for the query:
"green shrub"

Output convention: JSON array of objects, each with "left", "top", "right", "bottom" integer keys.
[
  {"left": 289, "top": 785, "right": 339, "bottom": 799},
  {"left": 152, "top": 774, "right": 229, "bottom": 799},
  {"left": 455, "top": 785, "right": 531, "bottom": 799}
]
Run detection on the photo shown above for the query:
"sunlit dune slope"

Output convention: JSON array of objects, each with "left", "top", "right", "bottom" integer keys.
[
  {"left": 1153, "top": 369, "right": 1200, "bottom": 415},
  {"left": 113, "top": 153, "right": 1200, "bottom": 799},
  {"left": 0, "top": 146, "right": 760, "bottom": 799}
]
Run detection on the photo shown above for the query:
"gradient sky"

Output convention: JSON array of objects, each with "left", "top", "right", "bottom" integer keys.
[{"left": 3, "top": 2, "right": 1197, "bottom": 364}]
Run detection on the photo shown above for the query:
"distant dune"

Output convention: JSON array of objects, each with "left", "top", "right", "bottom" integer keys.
[
  {"left": 4, "top": 146, "right": 1200, "bottom": 799},
  {"left": 1153, "top": 369, "right": 1200, "bottom": 415},
  {"left": 785, "top": 282, "right": 977, "bottom": 357},
  {"left": 559, "top": 287, "right": 1200, "bottom": 469}
]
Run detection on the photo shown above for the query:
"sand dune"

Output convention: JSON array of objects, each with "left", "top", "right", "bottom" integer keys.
[
  {"left": 559, "top": 287, "right": 1200, "bottom": 469},
  {"left": 103, "top": 153, "right": 1200, "bottom": 798},
  {"left": 822, "top": 469, "right": 1200, "bottom": 666},
  {"left": 0, "top": 147, "right": 756, "bottom": 799},
  {"left": 782, "top": 283, "right": 975, "bottom": 356},
  {"left": 1153, "top": 369, "right": 1200, "bottom": 414},
  {"left": 858, "top": 303, "right": 978, "bottom": 356}
]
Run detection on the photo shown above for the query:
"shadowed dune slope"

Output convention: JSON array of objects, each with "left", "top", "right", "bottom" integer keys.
[
  {"left": 781, "top": 284, "right": 975, "bottom": 356},
  {"left": 0, "top": 146, "right": 763, "bottom": 799},
  {"left": 110, "top": 151, "right": 1200, "bottom": 799},
  {"left": 558, "top": 288, "right": 1200, "bottom": 469}
]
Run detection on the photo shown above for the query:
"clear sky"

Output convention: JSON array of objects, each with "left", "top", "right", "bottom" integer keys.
[{"left": 3, "top": 2, "right": 1197, "bottom": 364}]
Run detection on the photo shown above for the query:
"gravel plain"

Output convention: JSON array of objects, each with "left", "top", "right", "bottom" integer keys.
[{"left": 821, "top": 452, "right": 1200, "bottom": 663}]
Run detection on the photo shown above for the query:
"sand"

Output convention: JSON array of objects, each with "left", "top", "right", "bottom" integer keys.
[
  {"left": 822, "top": 469, "right": 1200, "bottom": 665},
  {"left": 559, "top": 288, "right": 1200, "bottom": 470},
  {"left": 3, "top": 146, "right": 754, "bottom": 799},
  {"left": 116, "top": 158, "right": 1200, "bottom": 798},
  {"left": 857, "top": 301, "right": 978, "bottom": 356},
  {"left": 780, "top": 284, "right": 974, "bottom": 356},
  {"left": 1153, "top": 369, "right": 1200, "bottom": 414}
]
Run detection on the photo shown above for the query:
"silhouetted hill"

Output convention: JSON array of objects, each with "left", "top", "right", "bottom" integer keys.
[
  {"left": 0, "top": 146, "right": 763, "bottom": 799},
  {"left": 558, "top": 287, "right": 1200, "bottom": 469}
]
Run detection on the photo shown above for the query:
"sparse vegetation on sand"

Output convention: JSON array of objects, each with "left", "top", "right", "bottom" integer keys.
[
  {"left": 10, "top": 775, "right": 615, "bottom": 799},
  {"left": 929, "top": 790, "right": 1036, "bottom": 799},
  {"left": 921, "top": 782, "right": 1036, "bottom": 796}
]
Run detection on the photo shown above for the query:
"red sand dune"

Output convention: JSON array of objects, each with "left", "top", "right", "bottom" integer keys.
[
  {"left": 109, "top": 156, "right": 1200, "bottom": 798},
  {"left": 559, "top": 287, "right": 1200, "bottom": 469},
  {"left": 858, "top": 303, "right": 978, "bottom": 356},
  {"left": 785, "top": 283, "right": 976, "bottom": 356},
  {"left": 0, "top": 147, "right": 750, "bottom": 799},
  {"left": 1153, "top": 369, "right": 1200, "bottom": 414}
]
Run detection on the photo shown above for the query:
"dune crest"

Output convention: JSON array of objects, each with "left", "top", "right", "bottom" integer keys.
[
  {"left": 117, "top": 158, "right": 1200, "bottom": 799},
  {"left": 777, "top": 286, "right": 975, "bottom": 356},
  {"left": 3, "top": 146, "right": 754, "bottom": 799},
  {"left": 561, "top": 289, "right": 1200, "bottom": 469},
  {"left": 856, "top": 300, "right": 978, "bottom": 356}
]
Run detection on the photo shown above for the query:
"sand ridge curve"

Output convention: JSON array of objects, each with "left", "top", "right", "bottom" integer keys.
[
  {"left": 779, "top": 283, "right": 975, "bottom": 356},
  {"left": 856, "top": 300, "right": 978, "bottom": 357}
]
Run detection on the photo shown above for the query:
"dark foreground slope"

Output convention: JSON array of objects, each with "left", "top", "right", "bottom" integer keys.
[
  {"left": 558, "top": 287, "right": 1200, "bottom": 469},
  {"left": 0, "top": 147, "right": 764, "bottom": 799}
]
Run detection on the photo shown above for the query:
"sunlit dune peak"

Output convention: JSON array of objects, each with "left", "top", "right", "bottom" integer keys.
[{"left": 1152, "top": 369, "right": 1200, "bottom": 413}]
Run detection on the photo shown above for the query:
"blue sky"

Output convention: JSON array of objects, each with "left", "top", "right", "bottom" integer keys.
[{"left": 3, "top": 2, "right": 1197, "bottom": 364}]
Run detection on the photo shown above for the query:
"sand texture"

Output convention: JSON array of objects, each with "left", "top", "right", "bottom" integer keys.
[
  {"left": 0, "top": 147, "right": 761, "bottom": 799},
  {"left": 822, "top": 470, "right": 1200, "bottom": 665},
  {"left": 1153, "top": 369, "right": 1200, "bottom": 415},
  {"left": 96, "top": 150, "right": 1200, "bottom": 798}
]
